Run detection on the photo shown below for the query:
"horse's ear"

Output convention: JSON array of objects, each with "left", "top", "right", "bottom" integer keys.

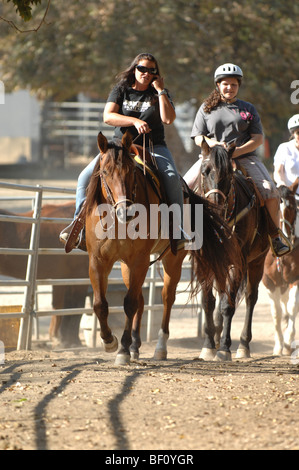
[
  {"left": 97, "top": 132, "right": 108, "bottom": 153},
  {"left": 121, "top": 130, "right": 133, "bottom": 151},
  {"left": 201, "top": 136, "right": 210, "bottom": 157},
  {"left": 290, "top": 177, "right": 299, "bottom": 195},
  {"left": 226, "top": 142, "right": 236, "bottom": 159}
]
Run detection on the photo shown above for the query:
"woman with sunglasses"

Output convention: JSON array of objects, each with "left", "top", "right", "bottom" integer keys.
[{"left": 60, "top": 53, "right": 187, "bottom": 252}]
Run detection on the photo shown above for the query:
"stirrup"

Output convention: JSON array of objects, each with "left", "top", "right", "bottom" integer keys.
[
  {"left": 268, "top": 229, "right": 292, "bottom": 258},
  {"left": 59, "top": 205, "right": 86, "bottom": 253}
]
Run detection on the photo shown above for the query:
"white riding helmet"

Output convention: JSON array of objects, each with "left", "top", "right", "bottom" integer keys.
[
  {"left": 214, "top": 63, "right": 243, "bottom": 84},
  {"left": 288, "top": 114, "right": 299, "bottom": 133}
]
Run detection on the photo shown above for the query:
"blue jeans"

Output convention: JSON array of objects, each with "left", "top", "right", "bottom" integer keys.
[{"left": 75, "top": 145, "right": 184, "bottom": 230}]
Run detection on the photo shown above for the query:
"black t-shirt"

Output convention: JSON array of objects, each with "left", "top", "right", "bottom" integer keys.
[{"left": 106, "top": 85, "right": 173, "bottom": 146}]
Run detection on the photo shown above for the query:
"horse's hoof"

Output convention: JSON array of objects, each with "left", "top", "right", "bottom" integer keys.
[
  {"left": 115, "top": 353, "right": 131, "bottom": 366},
  {"left": 214, "top": 350, "right": 232, "bottom": 362},
  {"left": 102, "top": 335, "right": 118, "bottom": 353},
  {"left": 273, "top": 344, "right": 283, "bottom": 356},
  {"left": 130, "top": 351, "right": 139, "bottom": 361},
  {"left": 235, "top": 346, "right": 251, "bottom": 359},
  {"left": 153, "top": 349, "right": 167, "bottom": 361},
  {"left": 283, "top": 343, "right": 293, "bottom": 356},
  {"left": 200, "top": 348, "right": 216, "bottom": 361}
]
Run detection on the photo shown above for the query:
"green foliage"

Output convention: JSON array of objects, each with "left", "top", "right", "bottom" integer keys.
[
  {"left": 6, "top": 0, "right": 42, "bottom": 21},
  {"left": 1, "top": 0, "right": 299, "bottom": 141}
]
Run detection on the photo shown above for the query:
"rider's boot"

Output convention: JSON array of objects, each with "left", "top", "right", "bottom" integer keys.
[
  {"left": 264, "top": 206, "right": 292, "bottom": 257},
  {"left": 59, "top": 204, "right": 86, "bottom": 253},
  {"left": 269, "top": 234, "right": 291, "bottom": 258}
]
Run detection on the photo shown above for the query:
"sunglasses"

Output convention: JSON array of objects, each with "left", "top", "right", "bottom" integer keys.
[{"left": 136, "top": 65, "right": 158, "bottom": 75}]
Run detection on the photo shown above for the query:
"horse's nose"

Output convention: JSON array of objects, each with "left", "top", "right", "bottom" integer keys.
[
  {"left": 116, "top": 204, "right": 127, "bottom": 223},
  {"left": 115, "top": 201, "right": 134, "bottom": 223}
]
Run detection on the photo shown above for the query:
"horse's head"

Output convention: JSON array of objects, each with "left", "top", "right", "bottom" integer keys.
[
  {"left": 279, "top": 177, "right": 299, "bottom": 242},
  {"left": 97, "top": 131, "right": 136, "bottom": 223},
  {"left": 200, "top": 137, "right": 234, "bottom": 205}
]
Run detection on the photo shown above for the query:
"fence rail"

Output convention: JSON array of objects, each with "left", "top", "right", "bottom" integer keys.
[{"left": 0, "top": 181, "right": 203, "bottom": 351}]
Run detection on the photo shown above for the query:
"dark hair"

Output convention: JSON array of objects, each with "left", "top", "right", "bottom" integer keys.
[{"left": 114, "top": 53, "right": 161, "bottom": 92}]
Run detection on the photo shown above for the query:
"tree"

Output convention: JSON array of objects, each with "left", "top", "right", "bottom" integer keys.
[
  {"left": 0, "top": 0, "right": 298, "bottom": 141},
  {"left": 1, "top": 0, "right": 51, "bottom": 31},
  {"left": 6, "top": 0, "right": 42, "bottom": 21}
]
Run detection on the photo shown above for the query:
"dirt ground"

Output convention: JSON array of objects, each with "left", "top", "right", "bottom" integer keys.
[
  {"left": 0, "top": 178, "right": 299, "bottom": 451},
  {"left": 0, "top": 302, "right": 299, "bottom": 451}
]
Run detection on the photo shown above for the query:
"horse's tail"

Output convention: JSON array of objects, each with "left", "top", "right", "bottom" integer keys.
[{"left": 188, "top": 189, "right": 244, "bottom": 296}]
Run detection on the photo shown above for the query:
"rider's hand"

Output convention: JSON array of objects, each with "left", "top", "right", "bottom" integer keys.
[
  {"left": 151, "top": 76, "right": 164, "bottom": 93},
  {"left": 134, "top": 119, "right": 151, "bottom": 134}
]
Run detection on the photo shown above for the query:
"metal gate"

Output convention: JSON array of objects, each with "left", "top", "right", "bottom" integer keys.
[{"left": 0, "top": 181, "right": 203, "bottom": 351}]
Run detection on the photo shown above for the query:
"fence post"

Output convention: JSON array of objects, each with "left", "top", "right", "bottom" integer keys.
[{"left": 17, "top": 187, "right": 43, "bottom": 350}]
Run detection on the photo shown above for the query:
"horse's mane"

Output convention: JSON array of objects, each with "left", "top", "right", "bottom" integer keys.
[
  {"left": 85, "top": 140, "right": 134, "bottom": 215},
  {"left": 209, "top": 145, "right": 233, "bottom": 181}
]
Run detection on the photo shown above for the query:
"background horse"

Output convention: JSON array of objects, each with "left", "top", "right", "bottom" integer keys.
[
  {"left": 84, "top": 131, "right": 243, "bottom": 365},
  {"left": 263, "top": 179, "right": 299, "bottom": 356},
  {"left": 197, "top": 140, "right": 270, "bottom": 361},
  {"left": 0, "top": 204, "right": 90, "bottom": 347}
]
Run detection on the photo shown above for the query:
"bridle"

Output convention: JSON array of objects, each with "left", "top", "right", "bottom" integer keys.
[
  {"left": 99, "top": 150, "right": 137, "bottom": 211},
  {"left": 280, "top": 197, "right": 297, "bottom": 245},
  {"left": 201, "top": 162, "right": 236, "bottom": 223}
]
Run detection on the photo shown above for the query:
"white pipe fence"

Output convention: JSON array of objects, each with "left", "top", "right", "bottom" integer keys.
[{"left": 0, "top": 181, "right": 203, "bottom": 351}]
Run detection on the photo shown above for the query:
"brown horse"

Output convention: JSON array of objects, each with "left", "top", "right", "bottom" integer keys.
[
  {"left": 84, "top": 131, "right": 243, "bottom": 365},
  {"left": 263, "top": 179, "right": 299, "bottom": 356},
  {"left": 197, "top": 140, "right": 270, "bottom": 361},
  {"left": 0, "top": 203, "right": 90, "bottom": 347}
]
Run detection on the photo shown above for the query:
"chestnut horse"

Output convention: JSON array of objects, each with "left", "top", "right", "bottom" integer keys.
[
  {"left": 263, "top": 179, "right": 299, "bottom": 355},
  {"left": 0, "top": 203, "right": 89, "bottom": 347},
  {"left": 84, "top": 132, "right": 243, "bottom": 365},
  {"left": 197, "top": 140, "right": 270, "bottom": 361}
]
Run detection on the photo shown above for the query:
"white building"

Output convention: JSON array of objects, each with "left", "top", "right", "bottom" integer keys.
[{"left": 0, "top": 89, "right": 41, "bottom": 164}]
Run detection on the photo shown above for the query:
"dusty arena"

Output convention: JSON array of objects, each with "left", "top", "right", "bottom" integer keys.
[{"left": 0, "top": 179, "right": 298, "bottom": 451}]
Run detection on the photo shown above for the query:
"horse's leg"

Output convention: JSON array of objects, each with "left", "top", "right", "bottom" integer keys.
[
  {"left": 215, "top": 291, "right": 237, "bottom": 361},
  {"left": 115, "top": 261, "right": 149, "bottom": 366},
  {"left": 200, "top": 288, "right": 217, "bottom": 361},
  {"left": 120, "top": 263, "right": 144, "bottom": 361},
  {"left": 89, "top": 257, "right": 118, "bottom": 354},
  {"left": 213, "top": 296, "right": 223, "bottom": 350},
  {"left": 49, "top": 286, "right": 64, "bottom": 342},
  {"left": 284, "top": 283, "right": 299, "bottom": 355},
  {"left": 130, "top": 292, "right": 144, "bottom": 360},
  {"left": 267, "top": 287, "right": 284, "bottom": 356},
  {"left": 236, "top": 258, "right": 265, "bottom": 359},
  {"left": 154, "top": 252, "right": 185, "bottom": 361}
]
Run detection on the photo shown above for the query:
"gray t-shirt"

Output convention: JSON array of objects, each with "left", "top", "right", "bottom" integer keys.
[{"left": 191, "top": 99, "right": 263, "bottom": 157}]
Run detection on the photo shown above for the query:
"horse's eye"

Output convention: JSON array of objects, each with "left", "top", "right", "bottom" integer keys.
[{"left": 202, "top": 167, "right": 211, "bottom": 178}]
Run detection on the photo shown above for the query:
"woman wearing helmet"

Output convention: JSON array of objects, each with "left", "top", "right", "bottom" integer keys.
[
  {"left": 187, "top": 63, "right": 289, "bottom": 257},
  {"left": 273, "top": 114, "right": 299, "bottom": 196}
]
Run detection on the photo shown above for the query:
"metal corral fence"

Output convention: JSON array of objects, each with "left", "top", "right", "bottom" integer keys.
[{"left": 0, "top": 181, "right": 203, "bottom": 351}]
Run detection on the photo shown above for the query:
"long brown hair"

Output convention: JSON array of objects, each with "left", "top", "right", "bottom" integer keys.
[
  {"left": 114, "top": 53, "right": 161, "bottom": 92},
  {"left": 203, "top": 89, "right": 222, "bottom": 113}
]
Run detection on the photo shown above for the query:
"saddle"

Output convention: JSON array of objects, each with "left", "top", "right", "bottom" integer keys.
[
  {"left": 233, "top": 161, "right": 292, "bottom": 254},
  {"left": 64, "top": 145, "right": 188, "bottom": 256},
  {"left": 131, "top": 144, "right": 189, "bottom": 257},
  {"left": 132, "top": 151, "right": 162, "bottom": 201}
]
